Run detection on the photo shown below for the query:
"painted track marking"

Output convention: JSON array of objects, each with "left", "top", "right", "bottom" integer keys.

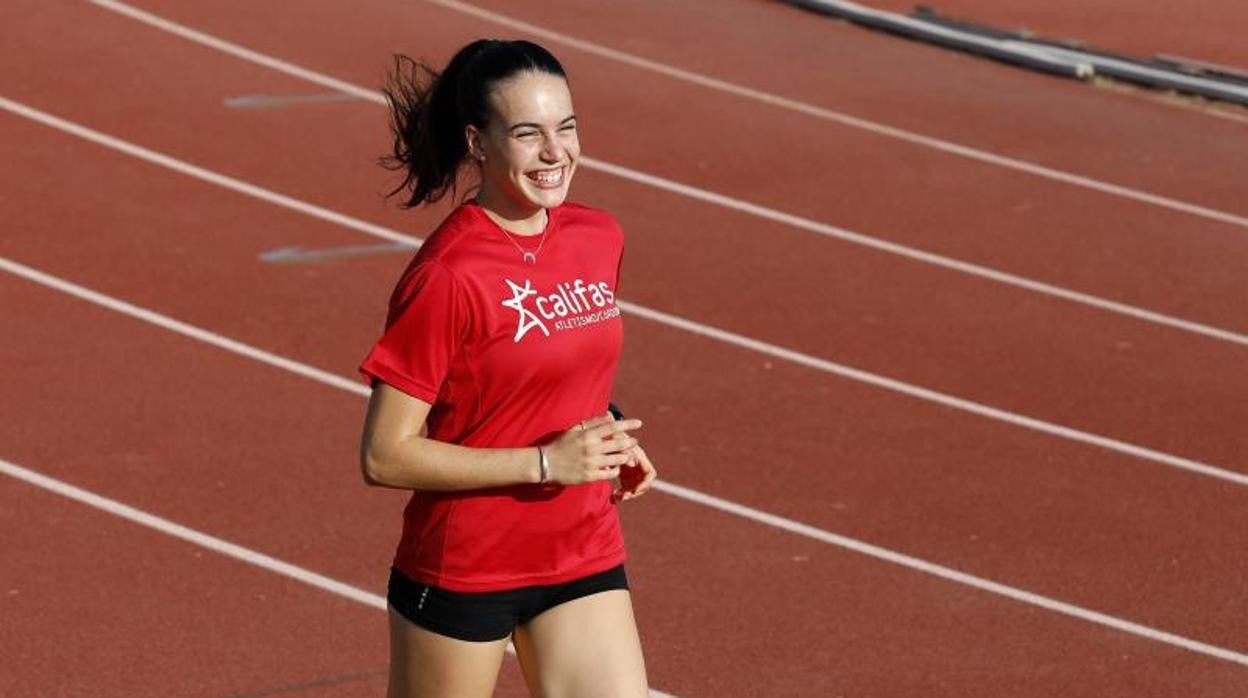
[
  {"left": 259, "top": 241, "right": 418, "bottom": 263},
  {"left": 224, "top": 91, "right": 362, "bottom": 109},
  {"left": 2, "top": 96, "right": 1245, "bottom": 489},
  {"left": 0, "top": 457, "right": 384, "bottom": 608},
  {"left": 73, "top": 1, "right": 1248, "bottom": 349}
]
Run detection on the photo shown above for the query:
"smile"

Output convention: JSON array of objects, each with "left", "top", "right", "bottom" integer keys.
[{"left": 527, "top": 167, "right": 566, "bottom": 188}]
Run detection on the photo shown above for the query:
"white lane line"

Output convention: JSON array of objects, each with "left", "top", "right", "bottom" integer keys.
[
  {"left": 657, "top": 480, "right": 1248, "bottom": 668},
  {"left": 618, "top": 302, "right": 1248, "bottom": 488},
  {"left": 0, "top": 457, "right": 676, "bottom": 697},
  {"left": 587, "top": 158, "right": 1248, "bottom": 349},
  {"left": 259, "top": 241, "right": 419, "bottom": 264},
  {"left": 2, "top": 97, "right": 1246, "bottom": 489},
  {"left": 0, "top": 98, "right": 412, "bottom": 247},
  {"left": 425, "top": 0, "right": 1248, "bottom": 231},
  {"left": 0, "top": 456, "right": 385, "bottom": 609},
  {"left": 64, "top": 2, "right": 1248, "bottom": 348},
  {"left": 86, "top": 0, "right": 384, "bottom": 103},
  {"left": 224, "top": 91, "right": 362, "bottom": 109},
  {"left": 0, "top": 256, "right": 371, "bottom": 398}
]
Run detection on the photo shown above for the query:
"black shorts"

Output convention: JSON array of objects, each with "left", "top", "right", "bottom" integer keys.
[{"left": 387, "top": 565, "right": 629, "bottom": 643}]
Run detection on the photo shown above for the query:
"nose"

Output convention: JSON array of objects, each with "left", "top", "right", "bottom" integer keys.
[{"left": 539, "top": 131, "right": 564, "bottom": 163}]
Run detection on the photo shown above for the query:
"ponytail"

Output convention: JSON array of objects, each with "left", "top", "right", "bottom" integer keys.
[{"left": 380, "top": 40, "right": 567, "bottom": 209}]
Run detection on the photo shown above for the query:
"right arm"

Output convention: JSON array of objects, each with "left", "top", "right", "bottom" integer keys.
[{"left": 359, "top": 382, "right": 642, "bottom": 491}]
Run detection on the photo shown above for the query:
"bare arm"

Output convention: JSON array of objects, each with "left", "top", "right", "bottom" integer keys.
[{"left": 360, "top": 383, "right": 642, "bottom": 491}]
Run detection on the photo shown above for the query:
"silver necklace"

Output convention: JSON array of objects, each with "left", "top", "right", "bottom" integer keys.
[{"left": 498, "top": 211, "right": 548, "bottom": 265}]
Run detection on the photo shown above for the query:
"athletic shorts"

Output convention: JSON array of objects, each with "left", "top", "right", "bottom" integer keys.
[{"left": 387, "top": 565, "right": 629, "bottom": 642}]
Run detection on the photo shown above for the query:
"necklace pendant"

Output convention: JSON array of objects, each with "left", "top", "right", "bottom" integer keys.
[{"left": 523, "top": 252, "right": 537, "bottom": 264}]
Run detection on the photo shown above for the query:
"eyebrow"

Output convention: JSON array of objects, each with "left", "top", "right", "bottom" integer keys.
[{"left": 508, "top": 115, "right": 577, "bottom": 132}]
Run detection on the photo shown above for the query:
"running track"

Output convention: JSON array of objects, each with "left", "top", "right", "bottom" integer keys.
[{"left": 2, "top": 1, "right": 1246, "bottom": 696}]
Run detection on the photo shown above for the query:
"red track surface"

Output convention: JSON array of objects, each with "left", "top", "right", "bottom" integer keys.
[{"left": 3, "top": 1, "right": 1246, "bottom": 695}]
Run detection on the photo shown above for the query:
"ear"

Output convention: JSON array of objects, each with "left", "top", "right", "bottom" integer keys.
[{"left": 465, "top": 125, "right": 486, "bottom": 162}]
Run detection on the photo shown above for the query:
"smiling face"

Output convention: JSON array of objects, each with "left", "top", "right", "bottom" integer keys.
[{"left": 468, "top": 71, "right": 579, "bottom": 230}]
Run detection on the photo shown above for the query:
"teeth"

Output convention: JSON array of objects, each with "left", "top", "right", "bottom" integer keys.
[{"left": 531, "top": 168, "right": 563, "bottom": 185}]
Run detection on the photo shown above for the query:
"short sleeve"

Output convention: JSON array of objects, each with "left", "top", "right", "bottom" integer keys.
[{"left": 358, "top": 260, "right": 468, "bottom": 403}]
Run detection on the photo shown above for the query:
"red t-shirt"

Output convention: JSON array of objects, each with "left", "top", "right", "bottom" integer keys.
[{"left": 359, "top": 202, "right": 627, "bottom": 592}]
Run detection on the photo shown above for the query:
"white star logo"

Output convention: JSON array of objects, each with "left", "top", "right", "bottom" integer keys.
[{"left": 501, "top": 279, "right": 550, "bottom": 342}]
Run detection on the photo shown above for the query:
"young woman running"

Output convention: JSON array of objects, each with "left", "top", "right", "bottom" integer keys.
[{"left": 358, "top": 39, "right": 657, "bottom": 698}]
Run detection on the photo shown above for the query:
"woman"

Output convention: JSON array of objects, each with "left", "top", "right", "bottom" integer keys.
[{"left": 359, "top": 39, "right": 657, "bottom": 698}]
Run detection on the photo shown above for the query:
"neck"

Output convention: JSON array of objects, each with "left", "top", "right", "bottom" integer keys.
[{"left": 474, "top": 192, "right": 547, "bottom": 236}]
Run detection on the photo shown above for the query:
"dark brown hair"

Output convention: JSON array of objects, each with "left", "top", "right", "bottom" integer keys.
[{"left": 380, "top": 39, "right": 567, "bottom": 208}]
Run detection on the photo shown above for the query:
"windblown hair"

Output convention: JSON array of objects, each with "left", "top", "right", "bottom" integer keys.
[{"left": 380, "top": 39, "right": 567, "bottom": 208}]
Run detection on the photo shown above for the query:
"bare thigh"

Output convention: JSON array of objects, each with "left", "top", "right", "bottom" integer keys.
[
  {"left": 387, "top": 606, "right": 510, "bottom": 698},
  {"left": 512, "top": 590, "right": 648, "bottom": 698}
]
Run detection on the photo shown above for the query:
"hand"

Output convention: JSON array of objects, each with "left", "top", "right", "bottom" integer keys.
[
  {"left": 543, "top": 413, "right": 642, "bottom": 486},
  {"left": 613, "top": 444, "right": 657, "bottom": 503}
]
